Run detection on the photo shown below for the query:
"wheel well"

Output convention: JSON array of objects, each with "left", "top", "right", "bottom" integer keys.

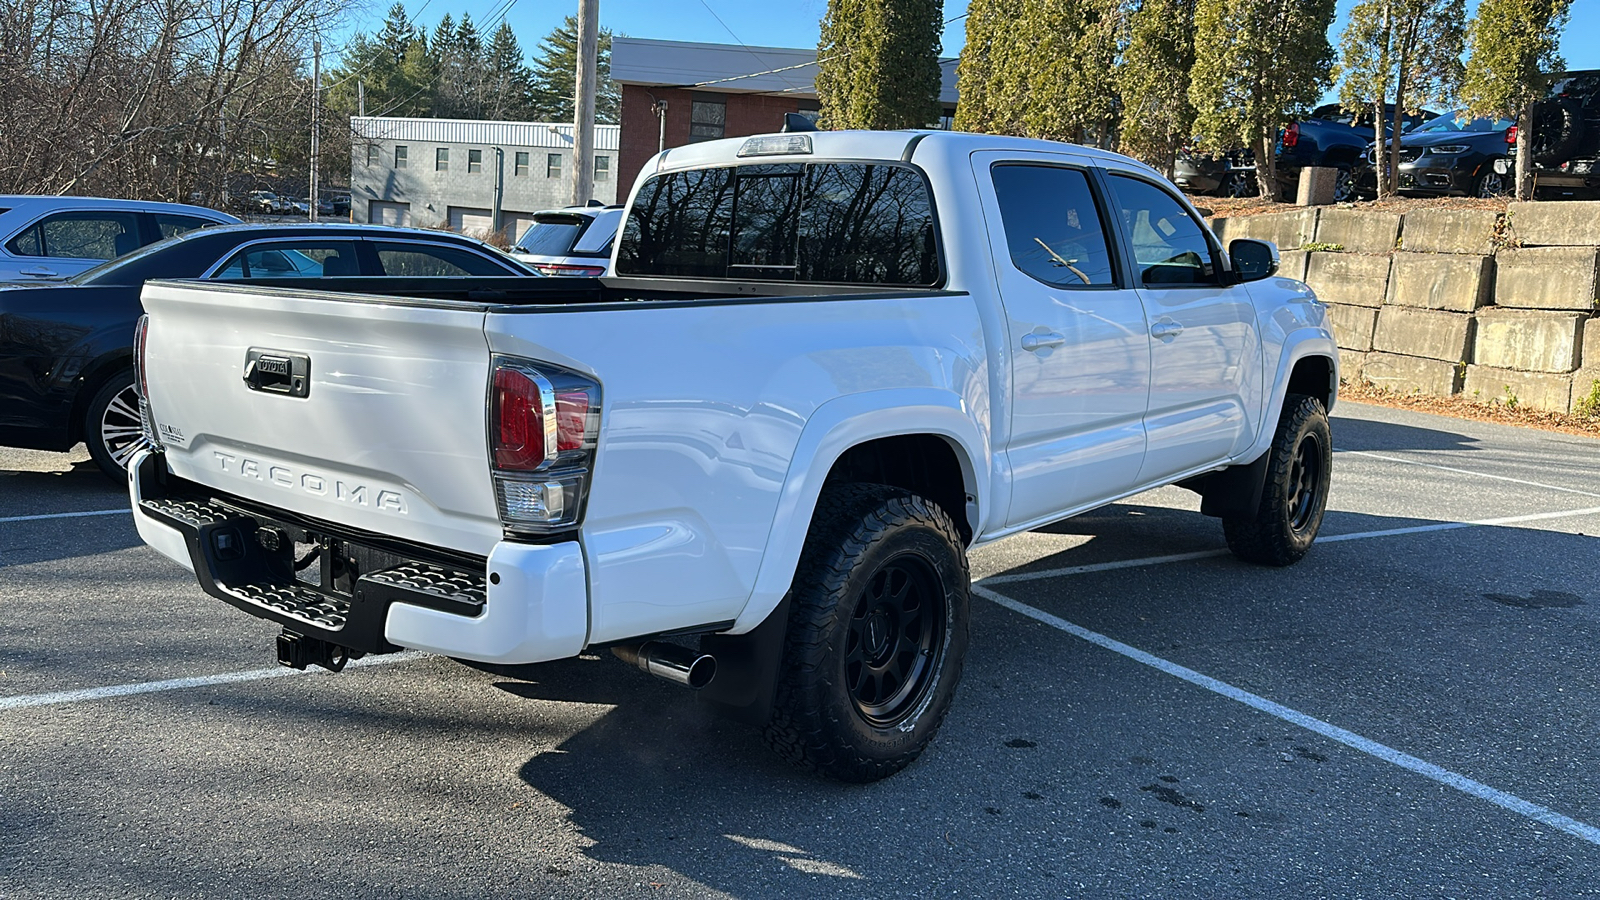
[
  {"left": 67, "top": 360, "right": 133, "bottom": 444},
  {"left": 1286, "top": 355, "right": 1334, "bottom": 411},
  {"left": 823, "top": 434, "right": 974, "bottom": 546}
]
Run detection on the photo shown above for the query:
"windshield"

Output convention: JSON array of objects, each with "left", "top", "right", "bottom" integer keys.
[
  {"left": 1414, "top": 112, "right": 1514, "bottom": 133},
  {"left": 516, "top": 216, "right": 587, "bottom": 256}
]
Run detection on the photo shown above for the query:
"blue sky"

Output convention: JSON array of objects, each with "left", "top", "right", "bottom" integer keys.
[{"left": 337, "top": 0, "right": 1598, "bottom": 85}]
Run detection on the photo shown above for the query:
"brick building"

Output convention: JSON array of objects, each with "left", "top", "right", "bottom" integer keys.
[{"left": 610, "top": 38, "right": 959, "bottom": 193}]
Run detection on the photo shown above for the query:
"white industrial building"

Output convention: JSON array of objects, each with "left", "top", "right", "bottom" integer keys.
[{"left": 349, "top": 117, "right": 621, "bottom": 240}]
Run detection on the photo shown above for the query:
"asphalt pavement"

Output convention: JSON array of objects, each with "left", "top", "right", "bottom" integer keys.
[{"left": 3, "top": 400, "right": 1599, "bottom": 899}]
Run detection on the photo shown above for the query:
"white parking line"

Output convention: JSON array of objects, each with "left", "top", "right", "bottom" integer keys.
[
  {"left": 973, "top": 583, "right": 1600, "bottom": 848},
  {"left": 979, "top": 505, "right": 1600, "bottom": 587},
  {"left": 0, "top": 651, "right": 427, "bottom": 711},
  {"left": 0, "top": 508, "right": 130, "bottom": 524},
  {"left": 1336, "top": 448, "right": 1600, "bottom": 499}
]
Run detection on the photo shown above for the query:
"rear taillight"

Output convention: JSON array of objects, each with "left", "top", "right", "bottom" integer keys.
[
  {"left": 534, "top": 263, "right": 607, "bottom": 277},
  {"left": 489, "top": 356, "right": 601, "bottom": 534},
  {"left": 1282, "top": 122, "right": 1300, "bottom": 149},
  {"left": 133, "top": 314, "right": 162, "bottom": 451},
  {"left": 1505, "top": 126, "right": 1518, "bottom": 145}
]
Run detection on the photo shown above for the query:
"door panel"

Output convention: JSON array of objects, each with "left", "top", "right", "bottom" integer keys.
[
  {"left": 1103, "top": 172, "right": 1260, "bottom": 484},
  {"left": 973, "top": 151, "right": 1152, "bottom": 528}
]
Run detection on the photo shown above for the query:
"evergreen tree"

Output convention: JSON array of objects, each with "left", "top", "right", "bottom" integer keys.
[
  {"left": 815, "top": 0, "right": 943, "bottom": 130},
  {"left": 1338, "top": 0, "right": 1464, "bottom": 198},
  {"left": 432, "top": 14, "right": 487, "bottom": 119},
  {"left": 953, "top": 0, "right": 1119, "bottom": 143},
  {"left": 1190, "top": 0, "right": 1337, "bottom": 197},
  {"left": 527, "top": 15, "right": 620, "bottom": 124},
  {"left": 1461, "top": 0, "right": 1572, "bottom": 199},
  {"left": 1117, "top": 0, "right": 1197, "bottom": 174},
  {"left": 483, "top": 23, "right": 537, "bottom": 121},
  {"left": 952, "top": 0, "right": 1008, "bottom": 134},
  {"left": 325, "top": 4, "right": 434, "bottom": 119}
]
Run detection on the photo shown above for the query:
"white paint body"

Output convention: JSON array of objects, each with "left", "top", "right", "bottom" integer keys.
[{"left": 133, "top": 131, "right": 1336, "bottom": 663}]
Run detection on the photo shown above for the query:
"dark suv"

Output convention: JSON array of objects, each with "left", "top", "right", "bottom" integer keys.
[
  {"left": 1504, "top": 70, "right": 1600, "bottom": 199},
  {"left": 1356, "top": 111, "right": 1515, "bottom": 198}
]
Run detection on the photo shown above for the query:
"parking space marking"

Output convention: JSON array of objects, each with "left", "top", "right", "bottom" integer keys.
[
  {"left": 1335, "top": 448, "right": 1600, "bottom": 499},
  {"left": 0, "top": 508, "right": 129, "bottom": 524},
  {"left": 0, "top": 651, "right": 426, "bottom": 711},
  {"left": 979, "top": 505, "right": 1600, "bottom": 587},
  {"left": 973, "top": 583, "right": 1600, "bottom": 848}
]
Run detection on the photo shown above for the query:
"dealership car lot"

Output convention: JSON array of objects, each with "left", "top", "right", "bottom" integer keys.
[{"left": 3, "top": 401, "right": 1599, "bottom": 899}]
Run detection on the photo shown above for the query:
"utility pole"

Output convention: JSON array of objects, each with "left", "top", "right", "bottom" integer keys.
[
  {"left": 358, "top": 79, "right": 365, "bottom": 117},
  {"left": 571, "top": 0, "right": 599, "bottom": 206},
  {"left": 310, "top": 40, "right": 321, "bottom": 222}
]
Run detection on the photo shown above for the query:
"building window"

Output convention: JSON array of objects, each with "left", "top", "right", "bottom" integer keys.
[
  {"left": 366, "top": 144, "right": 378, "bottom": 166},
  {"left": 394, "top": 145, "right": 408, "bottom": 168},
  {"left": 690, "top": 95, "right": 726, "bottom": 141},
  {"left": 468, "top": 148, "right": 482, "bottom": 173},
  {"left": 594, "top": 156, "right": 610, "bottom": 181},
  {"left": 436, "top": 147, "right": 449, "bottom": 171},
  {"left": 547, "top": 153, "right": 562, "bottom": 179},
  {"left": 514, "top": 151, "right": 529, "bottom": 176}
]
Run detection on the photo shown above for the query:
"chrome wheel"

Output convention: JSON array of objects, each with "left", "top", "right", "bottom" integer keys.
[{"left": 1476, "top": 170, "right": 1508, "bottom": 198}]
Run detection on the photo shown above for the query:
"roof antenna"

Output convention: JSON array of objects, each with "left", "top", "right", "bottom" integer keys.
[{"left": 782, "top": 112, "right": 819, "bottom": 133}]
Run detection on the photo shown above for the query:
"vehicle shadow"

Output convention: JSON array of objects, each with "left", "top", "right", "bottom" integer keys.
[
  {"left": 1331, "top": 409, "right": 1484, "bottom": 452},
  {"left": 0, "top": 462, "right": 140, "bottom": 567},
  {"left": 498, "top": 505, "right": 1597, "bottom": 897}
]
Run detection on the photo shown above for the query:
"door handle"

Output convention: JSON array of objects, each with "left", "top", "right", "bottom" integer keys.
[
  {"left": 1150, "top": 321, "right": 1184, "bottom": 340},
  {"left": 1021, "top": 331, "right": 1067, "bottom": 352},
  {"left": 19, "top": 266, "right": 58, "bottom": 278}
]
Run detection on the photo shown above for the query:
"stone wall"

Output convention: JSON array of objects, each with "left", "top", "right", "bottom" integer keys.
[{"left": 1211, "top": 201, "right": 1600, "bottom": 415}]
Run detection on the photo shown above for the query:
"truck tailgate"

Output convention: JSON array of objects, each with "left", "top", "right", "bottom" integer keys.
[{"left": 140, "top": 282, "right": 501, "bottom": 556}]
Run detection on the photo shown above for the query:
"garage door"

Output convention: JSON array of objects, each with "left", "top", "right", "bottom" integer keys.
[
  {"left": 501, "top": 211, "right": 536, "bottom": 242},
  {"left": 447, "top": 207, "right": 494, "bottom": 236},
  {"left": 369, "top": 200, "right": 411, "bottom": 226}
]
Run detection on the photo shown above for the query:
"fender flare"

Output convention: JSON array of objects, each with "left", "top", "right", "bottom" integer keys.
[
  {"left": 1241, "top": 325, "right": 1339, "bottom": 464},
  {"left": 727, "top": 388, "right": 988, "bottom": 633}
]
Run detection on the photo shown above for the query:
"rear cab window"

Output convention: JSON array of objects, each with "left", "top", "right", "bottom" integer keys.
[{"left": 616, "top": 161, "right": 941, "bottom": 286}]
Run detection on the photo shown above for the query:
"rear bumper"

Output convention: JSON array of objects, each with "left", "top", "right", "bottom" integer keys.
[{"left": 130, "top": 450, "right": 588, "bottom": 664}]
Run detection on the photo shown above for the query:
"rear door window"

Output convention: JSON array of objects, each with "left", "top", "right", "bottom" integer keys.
[
  {"left": 617, "top": 162, "right": 940, "bottom": 285},
  {"left": 154, "top": 214, "right": 219, "bottom": 240},
  {"left": 372, "top": 242, "right": 516, "bottom": 276},
  {"left": 6, "top": 211, "right": 142, "bottom": 260},
  {"left": 990, "top": 164, "right": 1118, "bottom": 288}
]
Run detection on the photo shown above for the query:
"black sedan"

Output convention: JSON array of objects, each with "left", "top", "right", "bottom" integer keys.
[
  {"left": 0, "top": 224, "right": 536, "bottom": 478},
  {"left": 1356, "top": 111, "right": 1515, "bottom": 198}
]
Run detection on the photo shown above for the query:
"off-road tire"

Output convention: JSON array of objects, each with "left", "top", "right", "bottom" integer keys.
[
  {"left": 84, "top": 373, "right": 147, "bottom": 481},
  {"left": 1223, "top": 394, "right": 1332, "bottom": 567},
  {"left": 763, "top": 484, "right": 970, "bottom": 783}
]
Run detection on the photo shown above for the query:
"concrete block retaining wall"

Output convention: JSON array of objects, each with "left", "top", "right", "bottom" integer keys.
[{"left": 1209, "top": 201, "right": 1600, "bottom": 414}]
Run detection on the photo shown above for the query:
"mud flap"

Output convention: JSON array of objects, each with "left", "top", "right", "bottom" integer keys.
[
  {"left": 697, "top": 595, "right": 790, "bottom": 725},
  {"left": 1179, "top": 451, "right": 1272, "bottom": 519}
]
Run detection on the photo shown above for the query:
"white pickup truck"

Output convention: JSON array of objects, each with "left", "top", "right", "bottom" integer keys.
[{"left": 130, "top": 130, "right": 1337, "bottom": 782}]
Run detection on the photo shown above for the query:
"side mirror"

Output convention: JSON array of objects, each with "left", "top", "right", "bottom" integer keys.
[{"left": 1229, "top": 238, "right": 1279, "bottom": 283}]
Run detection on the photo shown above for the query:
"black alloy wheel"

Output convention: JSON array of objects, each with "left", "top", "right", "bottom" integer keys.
[
  {"left": 1333, "top": 167, "right": 1358, "bottom": 203},
  {"left": 1223, "top": 393, "right": 1333, "bottom": 567},
  {"left": 765, "top": 484, "right": 970, "bottom": 782},
  {"left": 844, "top": 552, "right": 945, "bottom": 726},
  {"left": 85, "top": 376, "right": 150, "bottom": 480}
]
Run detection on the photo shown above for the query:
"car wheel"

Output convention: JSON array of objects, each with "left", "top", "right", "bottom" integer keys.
[
  {"left": 84, "top": 374, "right": 149, "bottom": 481},
  {"left": 763, "top": 484, "right": 970, "bottom": 782},
  {"left": 1474, "top": 167, "right": 1509, "bottom": 198},
  {"left": 1222, "top": 172, "right": 1259, "bottom": 198},
  {"left": 1223, "top": 394, "right": 1332, "bottom": 567},
  {"left": 1332, "top": 167, "right": 1358, "bottom": 203}
]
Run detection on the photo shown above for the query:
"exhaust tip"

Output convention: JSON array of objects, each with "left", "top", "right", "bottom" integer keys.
[{"left": 612, "top": 641, "right": 717, "bottom": 689}]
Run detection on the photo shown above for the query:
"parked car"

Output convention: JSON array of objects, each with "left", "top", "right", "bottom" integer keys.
[
  {"left": 245, "top": 191, "right": 287, "bottom": 214},
  {"left": 130, "top": 129, "right": 1337, "bottom": 782},
  {"left": 1177, "top": 104, "right": 1435, "bottom": 202},
  {"left": 1277, "top": 103, "right": 1437, "bottom": 202},
  {"left": 1501, "top": 69, "right": 1600, "bottom": 200},
  {"left": 1355, "top": 111, "right": 1515, "bottom": 198},
  {"left": 0, "top": 223, "right": 536, "bottom": 478},
  {"left": 508, "top": 205, "right": 624, "bottom": 276},
  {"left": 326, "top": 191, "right": 352, "bottom": 217},
  {"left": 0, "top": 197, "right": 236, "bottom": 283},
  {"left": 1174, "top": 148, "right": 1259, "bottom": 197}
]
